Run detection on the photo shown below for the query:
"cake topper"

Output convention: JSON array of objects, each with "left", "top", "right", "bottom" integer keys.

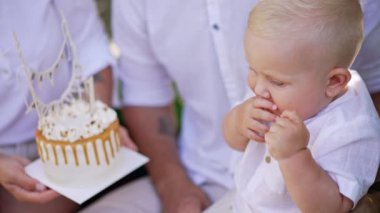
[{"left": 13, "top": 12, "right": 96, "bottom": 118}]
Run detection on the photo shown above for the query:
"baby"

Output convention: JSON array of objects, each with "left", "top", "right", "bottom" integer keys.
[{"left": 223, "top": 0, "right": 380, "bottom": 212}]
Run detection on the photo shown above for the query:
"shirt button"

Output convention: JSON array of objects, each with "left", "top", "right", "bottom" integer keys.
[
  {"left": 212, "top": 24, "right": 220, "bottom": 30},
  {"left": 265, "top": 156, "right": 271, "bottom": 163}
]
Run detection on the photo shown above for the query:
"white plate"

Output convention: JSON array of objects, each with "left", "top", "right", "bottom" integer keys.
[{"left": 25, "top": 147, "right": 149, "bottom": 204}]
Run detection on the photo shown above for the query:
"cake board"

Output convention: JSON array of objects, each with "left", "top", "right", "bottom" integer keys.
[{"left": 25, "top": 147, "right": 148, "bottom": 204}]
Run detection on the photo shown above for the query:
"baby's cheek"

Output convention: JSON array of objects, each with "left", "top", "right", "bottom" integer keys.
[
  {"left": 272, "top": 100, "right": 297, "bottom": 117},
  {"left": 247, "top": 74, "right": 256, "bottom": 90}
]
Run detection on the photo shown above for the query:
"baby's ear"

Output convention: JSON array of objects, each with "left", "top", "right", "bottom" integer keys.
[{"left": 325, "top": 68, "right": 351, "bottom": 98}]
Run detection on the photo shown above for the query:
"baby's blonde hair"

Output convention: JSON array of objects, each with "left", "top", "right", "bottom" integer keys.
[{"left": 248, "top": 0, "right": 364, "bottom": 68}]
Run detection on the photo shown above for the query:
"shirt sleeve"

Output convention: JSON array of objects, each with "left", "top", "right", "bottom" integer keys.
[
  {"left": 112, "top": 0, "right": 174, "bottom": 107},
  {"left": 312, "top": 116, "right": 380, "bottom": 206},
  {"left": 53, "top": 0, "right": 115, "bottom": 78}
]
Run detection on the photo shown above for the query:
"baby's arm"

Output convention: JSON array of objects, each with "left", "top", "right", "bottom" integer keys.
[
  {"left": 266, "top": 111, "right": 352, "bottom": 212},
  {"left": 223, "top": 96, "right": 277, "bottom": 151},
  {"left": 280, "top": 149, "right": 352, "bottom": 212}
]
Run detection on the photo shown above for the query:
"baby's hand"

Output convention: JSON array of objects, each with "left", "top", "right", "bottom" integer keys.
[
  {"left": 265, "top": 110, "right": 309, "bottom": 160},
  {"left": 237, "top": 96, "right": 277, "bottom": 142}
]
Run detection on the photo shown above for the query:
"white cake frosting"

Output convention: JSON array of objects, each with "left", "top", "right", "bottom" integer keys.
[
  {"left": 35, "top": 100, "right": 121, "bottom": 186},
  {"left": 38, "top": 100, "right": 117, "bottom": 142}
]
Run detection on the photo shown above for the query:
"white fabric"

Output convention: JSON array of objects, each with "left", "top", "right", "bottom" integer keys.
[
  {"left": 0, "top": 140, "right": 38, "bottom": 160},
  {"left": 233, "top": 71, "right": 380, "bottom": 213},
  {"left": 352, "top": 0, "right": 380, "bottom": 93},
  {"left": 79, "top": 176, "right": 228, "bottom": 213},
  {"left": 0, "top": 0, "right": 114, "bottom": 146},
  {"left": 204, "top": 190, "right": 235, "bottom": 213},
  {"left": 113, "top": 0, "right": 257, "bottom": 189}
]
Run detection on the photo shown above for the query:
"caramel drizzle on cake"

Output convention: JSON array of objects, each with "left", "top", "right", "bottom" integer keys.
[
  {"left": 36, "top": 121, "right": 120, "bottom": 167},
  {"left": 72, "top": 146, "right": 79, "bottom": 166},
  {"left": 82, "top": 143, "right": 90, "bottom": 165},
  {"left": 92, "top": 141, "right": 100, "bottom": 165},
  {"left": 52, "top": 145, "right": 58, "bottom": 166},
  {"left": 61, "top": 144, "right": 68, "bottom": 165},
  {"left": 101, "top": 139, "right": 110, "bottom": 165}
]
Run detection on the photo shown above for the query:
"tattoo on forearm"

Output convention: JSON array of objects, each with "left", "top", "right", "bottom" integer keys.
[
  {"left": 93, "top": 73, "right": 105, "bottom": 83},
  {"left": 158, "top": 116, "right": 176, "bottom": 137}
]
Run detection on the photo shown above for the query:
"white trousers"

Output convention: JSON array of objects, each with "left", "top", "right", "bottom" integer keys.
[
  {"left": 0, "top": 140, "right": 38, "bottom": 160},
  {"left": 80, "top": 176, "right": 228, "bottom": 213}
]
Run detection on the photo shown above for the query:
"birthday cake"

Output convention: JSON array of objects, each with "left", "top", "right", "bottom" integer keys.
[{"left": 35, "top": 100, "right": 121, "bottom": 186}]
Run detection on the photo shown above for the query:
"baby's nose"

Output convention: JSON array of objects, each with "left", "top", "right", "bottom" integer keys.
[{"left": 254, "top": 83, "right": 270, "bottom": 99}]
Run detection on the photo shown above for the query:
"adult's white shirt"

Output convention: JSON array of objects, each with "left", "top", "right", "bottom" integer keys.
[
  {"left": 113, "top": 0, "right": 257, "bottom": 188},
  {"left": 0, "top": 0, "right": 113, "bottom": 146},
  {"left": 352, "top": 0, "right": 380, "bottom": 93},
  {"left": 113, "top": 0, "right": 380, "bottom": 189}
]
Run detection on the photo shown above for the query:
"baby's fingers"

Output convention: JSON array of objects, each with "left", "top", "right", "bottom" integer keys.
[
  {"left": 268, "top": 123, "right": 284, "bottom": 134},
  {"left": 247, "top": 130, "right": 265, "bottom": 143},
  {"left": 251, "top": 108, "right": 277, "bottom": 123},
  {"left": 281, "top": 110, "right": 301, "bottom": 123},
  {"left": 251, "top": 97, "right": 277, "bottom": 112},
  {"left": 247, "top": 118, "right": 269, "bottom": 136},
  {"left": 274, "top": 116, "right": 292, "bottom": 128}
]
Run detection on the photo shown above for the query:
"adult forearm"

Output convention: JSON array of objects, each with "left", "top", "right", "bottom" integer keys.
[
  {"left": 279, "top": 149, "right": 352, "bottom": 212},
  {"left": 94, "top": 66, "right": 113, "bottom": 105},
  {"left": 121, "top": 106, "right": 191, "bottom": 190}
]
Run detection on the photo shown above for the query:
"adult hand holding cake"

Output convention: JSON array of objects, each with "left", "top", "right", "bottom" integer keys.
[{"left": 0, "top": 152, "right": 59, "bottom": 203}]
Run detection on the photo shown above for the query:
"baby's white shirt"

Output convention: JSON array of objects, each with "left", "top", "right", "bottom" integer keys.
[{"left": 233, "top": 71, "right": 380, "bottom": 212}]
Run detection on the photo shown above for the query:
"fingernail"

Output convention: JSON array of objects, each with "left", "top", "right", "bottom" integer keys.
[{"left": 35, "top": 183, "right": 46, "bottom": 192}]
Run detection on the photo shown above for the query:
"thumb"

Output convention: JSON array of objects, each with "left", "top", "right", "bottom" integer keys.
[
  {"left": 13, "top": 171, "right": 39, "bottom": 192},
  {"left": 118, "top": 126, "right": 138, "bottom": 151}
]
